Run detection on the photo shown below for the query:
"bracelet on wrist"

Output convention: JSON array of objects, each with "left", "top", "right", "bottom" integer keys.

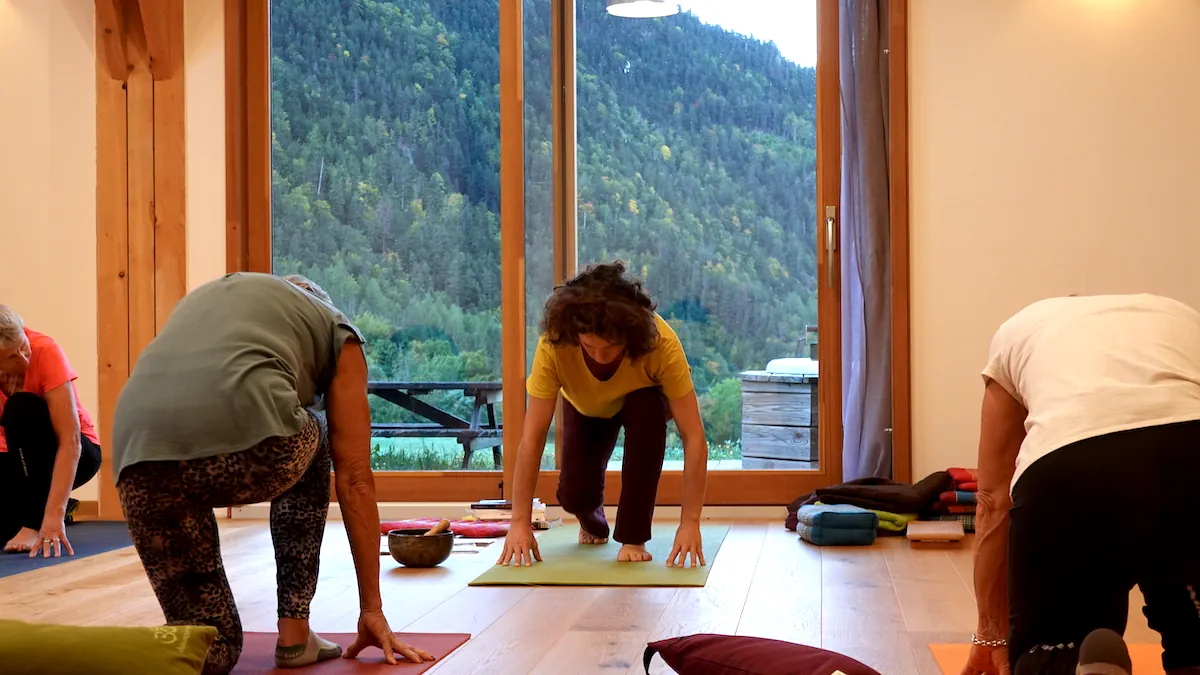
[{"left": 971, "top": 633, "right": 1008, "bottom": 648}]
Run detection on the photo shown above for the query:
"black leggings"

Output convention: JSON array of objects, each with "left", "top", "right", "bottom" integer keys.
[
  {"left": 0, "top": 392, "right": 102, "bottom": 541},
  {"left": 1009, "top": 420, "right": 1200, "bottom": 674}
]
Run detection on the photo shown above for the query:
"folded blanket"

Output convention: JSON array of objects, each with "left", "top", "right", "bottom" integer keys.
[
  {"left": 872, "top": 509, "right": 918, "bottom": 532},
  {"left": 786, "top": 472, "right": 954, "bottom": 531},
  {"left": 797, "top": 504, "right": 879, "bottom": 530},
  {"left": 948, "top": 467, "right": 978, "bottom": 484},
  {"left": 939, "top": 490, "right": 977, "bottom": 505},
  {"left": 955, "top": 481, "right": 979, "bottom": 492},
  {"left": 797, "top": 523, "right": 876, "bottom": 546}
]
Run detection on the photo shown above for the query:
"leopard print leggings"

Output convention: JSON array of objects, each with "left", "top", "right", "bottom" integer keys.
[{"left": 118, "top": 411, "right": 330, "bottom": 675}]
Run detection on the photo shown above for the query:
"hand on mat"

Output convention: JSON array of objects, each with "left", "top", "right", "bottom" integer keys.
[
  {"left": 497, "top": 525, "right": 541, "bottom": 566},
  {"left": 960, "top": 644, "right": 1010, "bottom": 675},
  {"left": 667, "top": 523, "right": 705, "bottom": 568},
  {"left": 30, "top": 517, "right": 73, "bottom": 559},
  {"left": 345, "top": 611, "right": 434, "bottom": 665}
]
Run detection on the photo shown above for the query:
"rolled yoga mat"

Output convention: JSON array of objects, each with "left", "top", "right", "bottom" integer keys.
[
  {"left": 468, "top": 523, "right": 729, "bottom": 587},
  {"left": 230, "top": 632, "right": 471, "bottom": 674},
  {"left": 928, "top": 643, "right": 1163, "bottom": 675}
]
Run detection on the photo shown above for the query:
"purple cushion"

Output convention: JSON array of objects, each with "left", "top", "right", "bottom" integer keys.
[{"left": 644, "top": 634, "right": 882, "bottom": 675}]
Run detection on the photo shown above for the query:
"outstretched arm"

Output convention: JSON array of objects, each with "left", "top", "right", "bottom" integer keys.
[
  {"left": 497, "top": 394, "right": 556, "bottom": 566},
  {"left": 972, "top": 379, "right": 1027, "bottom": 642},
  {"left": 667, "top": 390, "right": 708, "bottom": 566},
  {"left": 668, "top": 390, "right": 708, "bottom": 526},
  {"left": 324, "top": 340, "right": 382, "bottom": 614}
]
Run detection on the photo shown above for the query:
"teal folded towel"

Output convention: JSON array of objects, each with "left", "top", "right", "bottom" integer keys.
[
  {"left": 797, "top": 523, "right": 877, "bottom": 546},
  {"left": 797, "top": 504, "right": 879, "bottom": 530}
]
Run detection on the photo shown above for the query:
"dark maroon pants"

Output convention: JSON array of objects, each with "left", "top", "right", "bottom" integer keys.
[{"left": 557, "top": 387, "right": 668, "bottom": 546}]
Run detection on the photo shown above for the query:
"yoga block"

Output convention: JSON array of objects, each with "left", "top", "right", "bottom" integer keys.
[
  {"left": 906, "top": 520, "right": 965, "bottom": 543},
  {"left": 796, "top": 504, "right": 878, "bottom": 530},
  {"left": 797, "top": 523, "right": 876, "bottom": 546}
]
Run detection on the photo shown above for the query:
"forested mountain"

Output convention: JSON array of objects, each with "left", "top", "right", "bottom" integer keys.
[{"left": 270, "top": 0, "right": 818, "bottom": 452}]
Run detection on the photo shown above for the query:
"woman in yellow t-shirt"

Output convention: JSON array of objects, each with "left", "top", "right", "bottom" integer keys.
[{"left": 497, "top": 262, "right": 709, "bottom": 566}]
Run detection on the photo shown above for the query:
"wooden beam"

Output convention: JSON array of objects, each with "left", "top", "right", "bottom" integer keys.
[
  {"left": 246, "top": 0, "right": 273, "bottom": 272},
  {"left": 95, "top": 14, "right": 130, "bottom": 520},
  {"left": 126, "top": 61, "right": 157, "bottom": 363},
  {"left": 153, "top": 0, "right": 186, "bottom": 330},
  {"left": 224, "top": 0, "right": 248, "bottom": 273},
  {"left": 94, "top": 0, "right": 131, "bottom": 81},
  {"left": 888, "top": 0, "right": 912, "bottom": 483},
  {"left": 499, "top": 0, "right": 526, "bottom": 499},
  {"left": 816, "top": 0, "right": 844, "bottom": 486},
  {"left": 135, "top": 0, "right": 181, "bottom": 80},
  {"left": 225, "top": 0, "right": 273, "bottom": 274}
]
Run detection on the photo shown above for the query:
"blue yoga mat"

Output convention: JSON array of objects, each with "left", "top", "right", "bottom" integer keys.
[{"left": 0, "top": 521, "right": 133, "bottom": 578}]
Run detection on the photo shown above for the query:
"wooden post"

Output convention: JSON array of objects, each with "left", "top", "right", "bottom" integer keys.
[
  {"left": 95, "top": 0, "right": 187, "bottom": 519},
  {"left": 499, "top": 0, "right": 526, "bottom": 500}
]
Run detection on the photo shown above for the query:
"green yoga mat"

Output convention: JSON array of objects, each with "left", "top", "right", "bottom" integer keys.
[{"left": 469, "top": 523, "right": 729, "bottom": 587}]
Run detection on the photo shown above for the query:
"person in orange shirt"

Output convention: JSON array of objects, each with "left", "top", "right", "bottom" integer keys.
[
  {"left": 497, "top": 262, "right": 709, "bottom": 566},
  {"left": 0, "top": 305, "right": 102, "bottom": 557}
]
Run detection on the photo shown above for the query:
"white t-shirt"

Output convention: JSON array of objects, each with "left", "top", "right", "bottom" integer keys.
[{"left": 983, "top": 294, "right": 1200, "bottom": 492}]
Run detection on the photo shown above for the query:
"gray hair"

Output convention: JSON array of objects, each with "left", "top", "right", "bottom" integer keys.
[
  {"left": 0, "top": 305, "right": 25, "bottom": 349},
  {"left": 283, "top": 275, "right": 334, "bottom": 305}
]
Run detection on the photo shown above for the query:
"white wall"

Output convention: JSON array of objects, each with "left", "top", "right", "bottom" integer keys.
[
  {"left": 909, "top": 0, "right": 1200, "bottom": 477},
  {"left": 0, "top": 1, "right": 99, "bottom": 500}
]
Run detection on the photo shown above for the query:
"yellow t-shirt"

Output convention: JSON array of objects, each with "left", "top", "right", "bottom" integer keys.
[{"left": 526, "top": 314, "right": 694, "bottom": 418}]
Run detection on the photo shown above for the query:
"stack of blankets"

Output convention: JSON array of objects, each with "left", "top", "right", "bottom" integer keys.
[
  {"left": 932, "top": 467, "right": 978, "bottom": 532},
  {"left": 794, "top": 504, "right": 879, "bottom": 546},
  {"left": 785, "top": 471, "right": 953, "bottom": 538}
]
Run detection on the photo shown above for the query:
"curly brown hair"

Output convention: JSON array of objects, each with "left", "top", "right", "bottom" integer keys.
[{"left": 540, "top": 261, "right": 659, "bottom": 359}]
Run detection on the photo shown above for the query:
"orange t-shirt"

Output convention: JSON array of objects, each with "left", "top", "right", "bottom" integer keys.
[{"left": 0, "top": 329, "right": 99, "bottom": 453}]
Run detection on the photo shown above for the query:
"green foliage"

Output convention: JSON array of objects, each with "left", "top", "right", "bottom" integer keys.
[{"left": 270, "top": 0, "right": 818, "bottom": 455}]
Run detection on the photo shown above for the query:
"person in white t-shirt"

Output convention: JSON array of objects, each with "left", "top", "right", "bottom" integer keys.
[{"left": 963, "top": 294, "right": 1200, "bottom": 675}]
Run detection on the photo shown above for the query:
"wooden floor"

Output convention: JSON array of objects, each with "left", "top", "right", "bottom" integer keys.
[{"left": 0, "top": 520, "right": 1161, "bottom": 674}]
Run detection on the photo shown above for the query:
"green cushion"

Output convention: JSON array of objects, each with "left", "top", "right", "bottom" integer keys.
[{"left": 0, "top": 620, "right": 217, "bottom": 675}]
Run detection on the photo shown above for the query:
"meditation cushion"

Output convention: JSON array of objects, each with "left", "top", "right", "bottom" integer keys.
[
  {"left": 0, "top": 619, "right": 217, "bottom": 675},
  {"left": 797, "top": 522, "right": 876, "bottom": 546},
  {"left": 644, "top": 634, "right": 882, "bottom": 675},
  {"left": 796, "top": 504, "right": 878, "bottom": 530}
]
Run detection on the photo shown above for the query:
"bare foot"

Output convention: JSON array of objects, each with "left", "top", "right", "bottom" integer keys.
[
  {"left": 4, "top": 527, "right": 40, "bottom": 553},
  {"left": 617, "top": 544, "right": 653, "bottom": 562},
  {"left": 579, "top": 528, "right": 608, "bottom": 545}
]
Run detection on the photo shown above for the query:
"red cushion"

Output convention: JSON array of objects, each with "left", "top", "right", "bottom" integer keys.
[{"left": 644, "top": 634, "right": 881, "bottom": 675}]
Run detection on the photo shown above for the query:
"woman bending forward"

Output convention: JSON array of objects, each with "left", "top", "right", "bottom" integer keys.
[{"left": 113, "top": 273, "right": 433, "bottom": 675}]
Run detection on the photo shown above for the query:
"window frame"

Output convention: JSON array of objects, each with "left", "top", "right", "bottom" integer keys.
[{"left": 220, "top": 0, "right": 913, "bottom": 506}]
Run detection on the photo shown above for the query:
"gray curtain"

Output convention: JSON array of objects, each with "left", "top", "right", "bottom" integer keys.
[{"left": 839, "top": 0, "right": 892, "bottom": 480}]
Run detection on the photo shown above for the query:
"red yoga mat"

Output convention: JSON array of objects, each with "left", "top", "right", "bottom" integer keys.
[{"left": 230, "top": 632, "right": 471, "bottom": 674}]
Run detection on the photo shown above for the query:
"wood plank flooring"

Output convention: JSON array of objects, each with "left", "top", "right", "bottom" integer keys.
[{"left": 0, "top": 520, "right": 1161, "bottom": 674}]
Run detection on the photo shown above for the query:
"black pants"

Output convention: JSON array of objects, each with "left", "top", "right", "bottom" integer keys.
[
  {"left": 1009, "top": 420, "right": 1200, "bottom": 674},
  {"left": 557, "top": 388, "right": 668, "bottom": 546},
  {"left": 0, "top": 392, "right": 102, "bottom": 542}
]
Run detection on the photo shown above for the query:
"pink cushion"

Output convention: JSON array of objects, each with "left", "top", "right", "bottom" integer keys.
[
  {"left": 644, "top": 634, "right": 882, "bottom": 675},
  {"left": 380, "top": 519, "right": 509, "bottom": 538}
]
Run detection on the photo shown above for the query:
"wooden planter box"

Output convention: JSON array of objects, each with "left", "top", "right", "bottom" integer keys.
[{"left": 738, "top": 371, "right": 818, "bottom": 470}]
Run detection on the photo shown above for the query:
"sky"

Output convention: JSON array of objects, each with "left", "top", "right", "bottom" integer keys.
[{"left": 678, "top": 0, "right": 818, "bottom": 67}]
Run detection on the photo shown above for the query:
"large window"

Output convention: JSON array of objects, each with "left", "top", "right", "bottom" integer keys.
[
  {"left": 574, "top": 0, "right": 822, "bottom": 473},
  {"left": 238, "top": 0, "right": 868, "bottom": 503},
  {"left": 270, "top": 1, "right": 504, "bottom": 474}
]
